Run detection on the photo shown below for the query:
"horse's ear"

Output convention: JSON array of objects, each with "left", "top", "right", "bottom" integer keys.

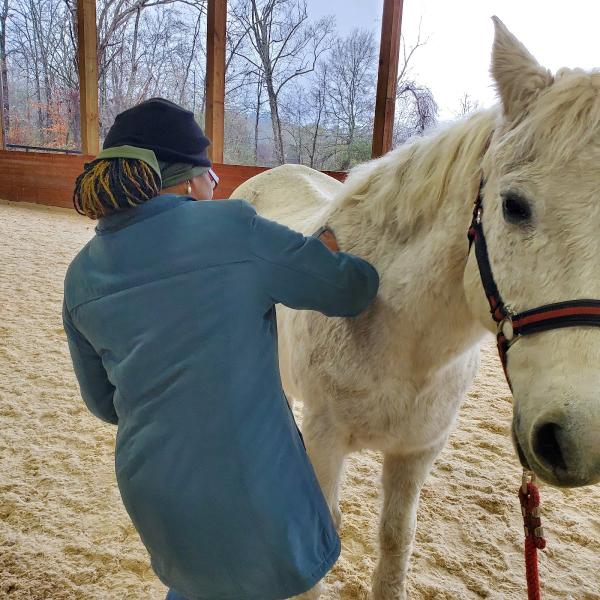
[{"left": 491, "top": 16, "right": 553, "bottom": 122}]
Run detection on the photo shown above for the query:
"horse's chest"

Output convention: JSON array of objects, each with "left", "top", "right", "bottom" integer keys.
[
  {"left": 331, "top": 363, "right": 474, "bottom": 452},
  {"left": 280, "top": 307, "right": 478, "bottom": 451}
]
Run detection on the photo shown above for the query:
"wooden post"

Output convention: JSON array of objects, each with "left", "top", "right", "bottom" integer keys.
[
  {"left": 0, "top": 111, "right": 5, "bottom": 151},
  {"left": 77, "top": 0, "right": 100, "bottom": 155},
  {"left": 372, "top": 0, "right": 404, "bottom": 158},
  {"left": 205, "top": 0, "right": 227, "bottom": 163},
  {"left": 0, "top": 65, "right": 5, "bottom": 150}
]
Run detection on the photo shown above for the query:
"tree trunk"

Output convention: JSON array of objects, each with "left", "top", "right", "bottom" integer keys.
[
  {"left": 265, "top": 73, "right": 284, "bottom": 164},
  {"left": 254, "top": 75, "right": 262, "bottom": 164},
  {"left": 34, "top": 69, "right": 43, "bottom": 139},
  {"left": 180, "top": 12, "right": 201, "bottom": 105},
  {"left": 309, "top": 122, "right": 320, "bottom": 169},
  {"left": 125, "top": 7, "right": 141, "bottom": 107},
  {"left": 25, "top": 1, "right": 44, "bottom": 139},
  {"left": 309, "top": 89, "right": 324, "bottom": 169},
  {"left": 199, "top": 74, "right": 206, "bottom": 116},
  {"left": 29, "top": 0, "right": 53, "bottom": 136}
]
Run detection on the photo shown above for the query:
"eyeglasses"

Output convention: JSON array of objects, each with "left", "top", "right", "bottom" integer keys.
[{"left": 208, "top": 168, "right": 219, "bottom": 190}]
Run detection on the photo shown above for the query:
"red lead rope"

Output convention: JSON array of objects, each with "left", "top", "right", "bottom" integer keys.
[{"left": 518, "top": 471, "right": 546, "bottom": 600}]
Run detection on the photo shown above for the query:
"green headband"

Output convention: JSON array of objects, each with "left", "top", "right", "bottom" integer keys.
[
  {"left": 159, "top": 162, "right": 210, "bottom": 188},
  {"left": 96, "top": 145, "right": 162, "bottom": 186}
]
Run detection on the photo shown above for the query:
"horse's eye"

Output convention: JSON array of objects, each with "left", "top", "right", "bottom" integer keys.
[{"left": 502, "top": 191, "right": 532, "bottom": 225}]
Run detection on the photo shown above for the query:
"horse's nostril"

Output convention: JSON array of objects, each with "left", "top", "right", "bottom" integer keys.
[{"left": 533, "top": 423, "right": 568, "bottom": 471}]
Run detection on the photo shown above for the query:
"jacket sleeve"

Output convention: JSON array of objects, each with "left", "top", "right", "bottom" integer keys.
[
  {"left": 63, "top": 302, "right": 118, "bottom": 425},
  {"left": 245, "top": 204, "right": 380, "bottom": 317}
]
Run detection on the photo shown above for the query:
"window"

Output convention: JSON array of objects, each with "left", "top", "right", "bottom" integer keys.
[
  {"left": 1, "top": 0, "right": 80, "bottom": 152},
  {"left": 96, "top": 0, "right": 207, "bottom": 143},
  {"left": 224, "top": 0, "right": 379, "bottom": 170}
]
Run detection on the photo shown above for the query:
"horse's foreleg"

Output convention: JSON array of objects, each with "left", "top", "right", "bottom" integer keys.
[
  {"left": 372, "top": 443, "right": 445, "bottom": 600},
  {"left": 302, "top": 405, "right": 348, "bottom": 530}
]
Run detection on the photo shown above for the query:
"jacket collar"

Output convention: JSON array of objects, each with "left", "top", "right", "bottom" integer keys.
[{"left": 95, "top": 194, "right": 194, "bottom": 234}]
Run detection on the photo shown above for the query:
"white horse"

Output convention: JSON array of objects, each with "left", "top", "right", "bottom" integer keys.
[{"left": 232, "top": 17, "right": 600, "bottom": 599}]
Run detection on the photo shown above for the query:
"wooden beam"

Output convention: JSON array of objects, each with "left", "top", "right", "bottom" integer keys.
[
  {"left": 205, "top": 0, "right": 227, "bottom": 163},
  {"left": 0, "top": 66, "right": 5, "bottom": 150},
  {"left": 76, "top": 0, "right": 100, "bottom": 155},
  {"left": 372, "top": 0, "right": 404, "bottom": 158},
  {"left": 0, "top": 103, "right": 5, "bottom": 150}
]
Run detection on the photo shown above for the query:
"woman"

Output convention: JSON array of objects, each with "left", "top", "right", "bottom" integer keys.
[{"left": 63, "top": 97, "right": 379, "bottom": 600}]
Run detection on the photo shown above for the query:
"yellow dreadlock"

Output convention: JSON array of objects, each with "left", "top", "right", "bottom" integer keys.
[{"left": 73, "top": 158, "right": 161, "bottom": 220}]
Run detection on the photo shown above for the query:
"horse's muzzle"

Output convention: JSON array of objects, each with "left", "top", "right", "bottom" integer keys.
[{"left": 513, "top": 415, "right": 600, "bottom": 488}]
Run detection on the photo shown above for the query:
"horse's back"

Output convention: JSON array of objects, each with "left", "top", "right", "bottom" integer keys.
[{"left": 230, "top": 164, "right": 342, "bottom": 233}]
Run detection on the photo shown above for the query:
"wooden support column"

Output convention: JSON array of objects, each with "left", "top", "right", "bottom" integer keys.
[
  {"left": 0, "top": 101, "right": 5, "bottom": 150},
  {"left": 372, "top": 0, "right": 404, "bottom": 158},
  {"left": 77, "top": 0, "right": 99, "bottom": 155},
  {"left": 0, "top": 67, "right": 5, "bottom": 150},
  {"left": 205, "top": 0, "right": 227, "bottom": 163}
]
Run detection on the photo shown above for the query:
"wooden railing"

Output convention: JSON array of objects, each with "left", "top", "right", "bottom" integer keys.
[
  {"left": 6, "top": 143, "right": 81, "bottom": 154},
  {"left": 0, "top": 149, "right": 346, "bottom": 209}
]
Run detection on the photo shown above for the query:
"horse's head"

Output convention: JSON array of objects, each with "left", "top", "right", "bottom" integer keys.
[{"left": 464, "top": 17, "right": 600, "bottom": 487}]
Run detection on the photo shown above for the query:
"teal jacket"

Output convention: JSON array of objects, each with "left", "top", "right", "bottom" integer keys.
[{"left": 63, "top": 195, "right": 379, "bottom": 600}]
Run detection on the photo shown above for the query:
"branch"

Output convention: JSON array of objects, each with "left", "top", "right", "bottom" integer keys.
[{"left": 398, "top": 19, "right": 428, "bottom": 83}]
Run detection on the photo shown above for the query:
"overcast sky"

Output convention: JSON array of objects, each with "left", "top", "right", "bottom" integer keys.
[{"left": 307, "top": 0, "right": 600, "bottom": 119}]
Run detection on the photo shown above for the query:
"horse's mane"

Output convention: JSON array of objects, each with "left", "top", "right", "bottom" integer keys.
[
  {"left": 333, "top": 68, "right": 600, "bottom": 234},
  {"left": 332, "top": 109, "right": 497, "bottom": 233}
]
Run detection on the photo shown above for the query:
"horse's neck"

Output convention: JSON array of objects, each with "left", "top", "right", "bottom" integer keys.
[
  {"left": 328, "top": 111, "right": 496, "bottom": 366},
  {"left": 330, "top": 111, "right": 496, "bottom": 260}
]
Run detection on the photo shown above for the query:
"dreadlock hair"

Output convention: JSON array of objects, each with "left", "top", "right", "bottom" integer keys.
[{"left": 73, "top": 158, "right": 161, "bottom": 220}]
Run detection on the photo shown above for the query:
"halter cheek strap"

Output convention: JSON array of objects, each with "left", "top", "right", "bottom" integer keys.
[{"left": 467, "top": 179, "right": 600, "bottom": 385}]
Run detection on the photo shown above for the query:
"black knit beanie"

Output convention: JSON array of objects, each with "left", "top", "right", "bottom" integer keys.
[{"left": 103, "top": 98, "right": 212, "bottom": 167}]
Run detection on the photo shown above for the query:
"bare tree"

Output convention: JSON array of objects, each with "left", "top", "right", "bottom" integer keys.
[
  {"left": 179, "top": 10, "right": 203, "bottom": 104},
  {"left": 231, "top": 0, "right": 333, "bottom": 164},
  {"left": 305, "top": 63, "right": 331, "bottom": 168},
  {"left": 7, "top": 0, "right": 79, "bottom": 144},
  {"left": 281, "top": 62, "right": 344, "bottom": 170},
  {"left": 93, "top": 0, "right": 202, "bottom": 79},
  {"left": 92, "top": 0, "right": 207, "bottom": 134},
  {"left": 252, "top": 74, "right": 264, "bottom": 162},
  {"left": 395, "top": 80, "right": 437, "bottom": 136},
  {"left": 455, "top": 92, "right": 480, "bottom": 117},
  {"left": 3, "top": 0, "right": 208, "bottom": 147},
  {"left": 326, "top": 29, "right": 376, "bottom": 169},
  {"left": 225, "top": 3, "right": 256, "bottom": 96},
  {"left": 3, "top": 0, "right": 435, "bottom": 162},
  {"left": 225, "top": 4, "right": 265, "bottom": 162},
  {"left": 281, "top": 82, "right": 304, "bottom": 163},
  {"left": 393, "top": 26, "right": 437, "bottom": 146}
]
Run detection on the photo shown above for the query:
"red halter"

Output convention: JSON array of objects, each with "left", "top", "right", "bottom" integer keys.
[{"left": 467, "top": 179, "right": 600, "bottom": 384}]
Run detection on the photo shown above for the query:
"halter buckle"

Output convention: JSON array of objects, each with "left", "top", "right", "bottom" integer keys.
[{"left": 498, "top": 313, "right": 515, "bottom": 342}]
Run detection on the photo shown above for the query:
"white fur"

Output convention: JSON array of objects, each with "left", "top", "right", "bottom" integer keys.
[{"left": 233, "top": 17, "right": 600, "bottom": 599}]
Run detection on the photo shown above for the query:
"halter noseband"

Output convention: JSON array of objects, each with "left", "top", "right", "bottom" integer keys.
[{"left": 467, "top": 179, "right": 600, "bottom": 384}]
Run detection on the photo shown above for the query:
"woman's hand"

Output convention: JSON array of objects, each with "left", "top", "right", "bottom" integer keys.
[{"left": 315, "top": 227, "right": 339, "bottom": 252}]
